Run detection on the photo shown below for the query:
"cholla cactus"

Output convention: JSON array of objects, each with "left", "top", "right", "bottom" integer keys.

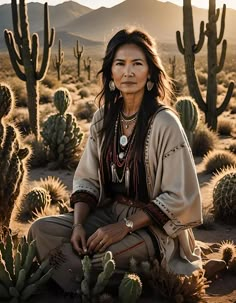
[
  {"left": 41, "top": 87, "right": 83, "bottom": 169},
  {"left": 119, "top": 273, "right": 142, "bottom": 303},
  {"left": 174, "top": 96, "right": 199, "bottom": 147},
  {"left": 0, "top": 83, "right": 31, "bottom": 231},
  {"left": 212, "top": 167, "right": 236, "bottom": 223},
  {"left": 16, "top": 187, "right": 51, "bottom": 223},
  {"left": 0, "top": 230, "right": 53, "bottom": 302},
  {"left": 218, "top": 240, "right": 236, "bottom": 266}
]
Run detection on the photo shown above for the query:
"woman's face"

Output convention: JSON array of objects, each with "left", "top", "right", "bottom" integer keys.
[{"left": 111, "top": 43, "right": 149, "bottom": 97}]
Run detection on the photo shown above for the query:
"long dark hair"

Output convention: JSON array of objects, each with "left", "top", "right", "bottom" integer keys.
[{"left": 96, "top": 28, "right": 174, "bottom": 187}]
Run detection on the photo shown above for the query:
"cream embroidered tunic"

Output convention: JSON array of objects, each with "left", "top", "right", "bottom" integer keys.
[{"left": 73, "top": 107, "right": 203, "bottom": 275}]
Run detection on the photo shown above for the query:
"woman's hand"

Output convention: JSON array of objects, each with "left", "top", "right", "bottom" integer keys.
[
  {"left": 70, "top": 225, "right": 87, "bottom": 255},
  {"left": 87, "top": 221, "right": 129, "bottom": 254}
]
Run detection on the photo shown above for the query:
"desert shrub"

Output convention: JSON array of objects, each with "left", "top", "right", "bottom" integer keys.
[
  {"left": 228, "top": 142, "right": 236, "bottom": 154},
  {"left": 42, "top": 75, "right": 60, "bottom": 88},
  {"left": 23, "top": 134, "right": 48, "bottom": 168},
  {"left": 10, "top": 107, "right": 31, "bottom": 136},
  {"left": 8, "top": 77, "right": 27, "bottom": 107},
  {"left": 32, "top": 176, "right": 69, "bottom": 205},
  {"left": 78, "top": 87, "right": 91, "bottom": 99},
  {"left": 76, "top": 83, "right": 84, "bottom": 90},
  {"left": 211, "top": 167, "right": 236, "bottom": 224},
  {"left": 192, "top": 123, "right": 219, "bottom": 157},
  {"left": 203, "top": 150, "right": 236, "bottom": 174},
  {"left": 197, "top": 70, "right": 207, "bottom": 86},
  {"left": 76, "top": 101, "right": 97, "bottom": 122},
  {"left": 217, "top": 118, "right": 233, "bottom": 136},
  {"left": 78, "top": 76, "right": 86, "bottom": 83}
]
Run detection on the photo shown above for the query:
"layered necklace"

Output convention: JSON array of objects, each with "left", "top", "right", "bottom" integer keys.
[{"left": 110, "top": 111, "right": 137, "bottom": 195}]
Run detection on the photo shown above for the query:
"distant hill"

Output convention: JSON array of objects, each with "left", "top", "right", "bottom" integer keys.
[{"left": 0, "top": 0, "right": 235, "bottom": 54}]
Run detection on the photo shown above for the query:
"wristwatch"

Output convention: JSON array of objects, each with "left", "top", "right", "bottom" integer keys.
[{"left": 123, "top": 217, "right": 134, "bottom": 233}]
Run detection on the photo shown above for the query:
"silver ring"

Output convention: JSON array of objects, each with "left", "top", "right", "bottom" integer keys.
[{"left": 100, "top": 241, "right": 103, "bottom": 245}]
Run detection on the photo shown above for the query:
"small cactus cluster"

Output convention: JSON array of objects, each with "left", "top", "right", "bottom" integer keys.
[
  {"left": 0, "top": 231, "right": 53, "bottom": 302},
  {"left": 0, "top": 83, "right": 31, "bottom": 230},
  {"left": 212, "top": 167, "right": 236, "bottom": 224},
  {"left": 218, "top": 240, "right": 236, "bottom": 266},
  {"left": 16, "top": 187, "right": 51, "bottom": 223},
  {"left": 140, "top": 259, "right": 209, "bottom": 302},
  {"left": 174, "top": 97, "right": 199, "bottom": 147},
  {"left": 203, "top": 150, "right": 236, "bottom": 174},
  {"left": 41, "top": 87, "right": 83, "bottom": 169},
  {"left": 80, "top": 251, "right": 115, "bottom": 302},
  {"left": 119, "top": 273, "right": 142, "bottom": 303}
]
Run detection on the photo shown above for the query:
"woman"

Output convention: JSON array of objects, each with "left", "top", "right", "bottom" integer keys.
[{"left": 28, "top": 28, "right": 203, "bottom": 293}]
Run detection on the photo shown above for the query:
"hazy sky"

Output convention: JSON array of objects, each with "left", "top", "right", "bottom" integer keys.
[{"left": 1, "top": 0, "right": 236, "bottom": 10}]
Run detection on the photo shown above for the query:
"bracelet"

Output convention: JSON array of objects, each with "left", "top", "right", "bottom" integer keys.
[{"left": 72, "top": 223, "right": 83, "bottom": 230}]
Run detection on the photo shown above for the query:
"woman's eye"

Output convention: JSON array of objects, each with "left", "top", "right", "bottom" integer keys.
[{"left": 134, "top": 62, "right": 142, "bottom": 66}]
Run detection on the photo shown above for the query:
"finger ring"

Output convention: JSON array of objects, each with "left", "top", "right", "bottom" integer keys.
[{"left": 100, "top": 241, "right": 103, "bottom": 245}]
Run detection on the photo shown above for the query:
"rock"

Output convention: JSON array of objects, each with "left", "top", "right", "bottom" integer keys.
[{"left": 203, "top": 259, "right": 227, "bottom": 279}]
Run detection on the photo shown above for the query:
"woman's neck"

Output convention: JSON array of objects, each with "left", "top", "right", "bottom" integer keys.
[{"left": 122, "top": 93, "right": 143, "bottom": 116}]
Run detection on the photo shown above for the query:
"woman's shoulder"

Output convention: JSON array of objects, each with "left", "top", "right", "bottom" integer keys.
[
  {"left": 91, "top": 106, "right": 104, "bottom": 127},
  {"left": 153, "top": 106, "right": 181, "bottom": 128}
]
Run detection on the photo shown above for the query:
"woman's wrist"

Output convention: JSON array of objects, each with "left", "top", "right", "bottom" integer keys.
[{"left": 72, "top": 223, "right": 84, "bottom": 230}]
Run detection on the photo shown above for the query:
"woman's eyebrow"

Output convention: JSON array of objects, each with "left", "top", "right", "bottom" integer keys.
[{"left": 113, "top": 58, "right": 144, "bottom": 62}]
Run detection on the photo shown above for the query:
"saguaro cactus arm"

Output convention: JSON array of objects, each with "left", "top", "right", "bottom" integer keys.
[
  {"left": 217, "top": 82, "right": 235, "bottom": 116},
  {"left": 176, "top": 31, "right": 185, "bottom": 54},
  {"left": 4, "top": 31, "right": 26, "bottom": 81},
  {"left": 217, "top": 4, "right": 226, "bottom": 44},
  {"left": 73, "top": 40, "right": 83, "bottom": 58},
  {"left": 216, "top": 39, "right": 227, "bottom": 73},
  {"left": 32, "top": 34, "right": 39, "bottom": 71},
  {"left": 37, "top": 3, "right": 55, "bottom": 80},
  {"left": 193, "top": 21, "right": 205, "bottom": 53}
]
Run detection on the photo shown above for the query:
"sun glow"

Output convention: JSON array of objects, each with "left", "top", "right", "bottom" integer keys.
[{"left": 159, "top": 0, "right": 236, "bottom": 10}]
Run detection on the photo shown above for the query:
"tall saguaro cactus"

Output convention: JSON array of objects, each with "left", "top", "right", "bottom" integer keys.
[
  {"left": 176, "top": 0, "right": 234, "bottom": 130},
  {"left": 4, "top": 0, "right": 55, "bottom": 140},
  {"left": 53, "top": 39, "right": 64, "bottom": 81},
  {"left": 73, "top": 40, "right": 83, "bottom": 78}
]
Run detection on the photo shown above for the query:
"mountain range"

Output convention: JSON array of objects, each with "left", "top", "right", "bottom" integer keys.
[{"left": 0, "top": 0, "right": 235, "bottom": 55}]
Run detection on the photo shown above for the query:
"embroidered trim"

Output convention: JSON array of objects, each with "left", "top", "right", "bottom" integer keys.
[
  {"left": 114, "top": 240, "right": 145, "bottom": 257},
  {"left": 70, "top": 191, "right": 97, "bottom": 209},
  {"left": 144, "top": 203, "right": 169, "bottom": 227},
  {"left": 163, "top": 142, "right": 186, "bottom": 159}
]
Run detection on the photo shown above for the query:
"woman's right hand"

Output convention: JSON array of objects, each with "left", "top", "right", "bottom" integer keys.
[{"left": 70, "top": 225, "right": 87, "bottom": 255}]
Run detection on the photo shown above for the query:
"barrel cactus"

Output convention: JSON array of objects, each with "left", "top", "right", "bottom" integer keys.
[
  {"left": 218, "top": 240, "right": 236, "bottom": 266},
  {"left": 16, "top": 187, "right": 51, "bottom": 223},
  {"left": 0, "top": 83, "right": 31, "bottom": 232},
  {"left": 0, "top": 230, "right": 53, "bottom": 302},
  {"left": 41, "top": 87, "right": 83, "bottom": 168},
  {"left": 119, "top": 273, "right": 142, "bottom": 303},
  {"left": 212, "top": 168, "right": 236, "bottom": 224},
  {"left": 174, "top": 96, "right": 199, "bottom": 147}
]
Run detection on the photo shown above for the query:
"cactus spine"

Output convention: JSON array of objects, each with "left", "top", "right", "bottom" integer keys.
[
  {"left": 4, "top": 0, "right": 55, "bottom": 140},
  {"left": 174, "top": 97, "right": 199, "bottom": 147},
  {"left": 0, "top": 83, "right": 31, "bottom": 232},
  {"left": 53, "top": 39, "right": 64, "bottom": 81},
  {"left": 73, "top": 40, "right": 84, "bottom": 78},
  {"left": 119, "top": 273, "right": 142, "bottom": 303},
  {"left": 176, "top": 0, "right": 234, "bottom": 130},
  {"left": 0, "top": 231, "right": 53, "bottom": 302},
  {"left": 41, "top": 87, "right": 83, "bottom": 168},
  {"left": 84, "top": 57, "right": 92, "bottom": 81}
]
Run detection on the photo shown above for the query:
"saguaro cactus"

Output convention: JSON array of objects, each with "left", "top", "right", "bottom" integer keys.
[
  {"left": 169, "top": 56, "right": 176, "bottom": 79},
  {"left": 53, "top": 39, "right": 64, "bottom": 81},
  {"left": 4, "top": 0, "right": 55, "bottom": 140},
  {"left": 73, "top": 40, "right": 83, "bottom": 78},
  {"left": 176, "top": 0, "right": 234, "bottom": 130},
  {"left": 84, "top": 56, "right": 91, "bottom": 81},
  {"left": 0, "top": 83, "right": 31, "bottom": 232}
]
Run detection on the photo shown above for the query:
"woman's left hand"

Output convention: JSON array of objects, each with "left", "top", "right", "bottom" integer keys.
[{"left": 87, "top": 221, "right": 129, "bottom": 253}]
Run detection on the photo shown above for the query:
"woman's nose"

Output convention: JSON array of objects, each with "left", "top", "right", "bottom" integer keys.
[{"left": 124, "top": 65, "right": 134, "bottom": 77}]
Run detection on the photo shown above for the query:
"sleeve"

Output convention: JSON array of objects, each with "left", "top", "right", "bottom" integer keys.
[
  {"left": 150, "top": 111, "right": 203, "bottom": 238},
  {"left": 72, "top": 110, "right": 103, "bottom": 205}
]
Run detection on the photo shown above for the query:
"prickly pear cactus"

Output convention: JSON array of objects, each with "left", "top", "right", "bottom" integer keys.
[
  {"left": 0, "top": 83, "right": 31, "bottom": 231},
  {"left": 16, "top": 187, "right": 51, "bottom": 223},
  {"left": 41, "top": 87, "right": 83, "bottom": 168},
  {"left": 0, "top": 230, "right": 53, "bottom": 302},
  {"left": 174, "top": 96, "right": 199, "bottom": 147},
  {"left": 119, "top": 273, "right": 142, "bottom": 303},
  {"left": 213, "top": 170, "right": 236, "bottom": 224}
]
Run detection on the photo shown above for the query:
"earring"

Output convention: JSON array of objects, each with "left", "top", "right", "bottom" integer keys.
[
  {"left": 146, "top": 79, "right": 154, "bottom": 91},
  {"left": 109, "top": 80, "right": 116, "bottom": 91}
]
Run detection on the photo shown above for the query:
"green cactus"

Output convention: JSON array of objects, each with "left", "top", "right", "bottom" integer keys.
[
  {"left": 0, "top": 231, "right": 53, "bottom": 302},
  {"left": 169, "top": 55, "right": 176, "bottom": 79},
  {"left": 53, "top": 39, "right": 64, "bottom": 81},
  {"left": 174, "top": 96, "right": 199, "bottom": 147},
  {"left": 41, "top": 87, "right": 84, "bottom": 169},
  {"left": 218, "top": 241, "right": 236, "bottom": 266},
  {"left": 0, "top": 83, "right": 31, "bottom": 231},
  {"left": 80, "top": 251, "right": 116, "bottom": 303},
  {"left": 119, "top": 273, "right": 142, "bottom": 303},
  {"left": 4, "top": 0, "right": 55, "bottom": 140},
  {"left": 84, "top": 57, "right": 92, "bottom": 81},
  {"left": 16, "top": 187, "right": 51, "bottom": 223},
  {"left": 176, "top": 0, "right": 234, "bottom": 130},
  {"left": 212, "top": 168, "right": 236, "bottom": 224},
  {"left": 74, "top": 40, "right": 84, "bottom": 78}
]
